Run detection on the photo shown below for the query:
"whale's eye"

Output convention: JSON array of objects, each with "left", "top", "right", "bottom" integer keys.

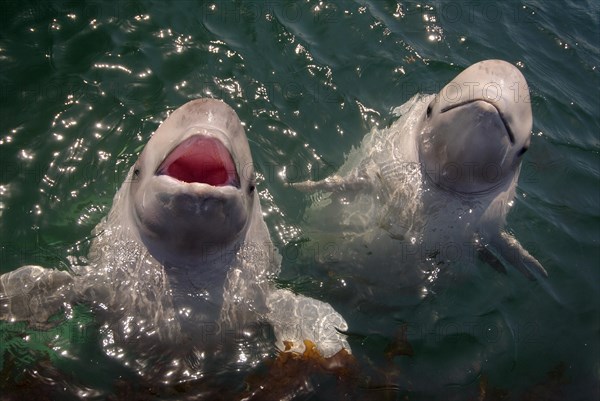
[
  {"left": 133, "top": 168, "right": 141, "bottom": 179},
  {"left": 516, "top": 146, "right": 528, "bottom": 157},
  {"left": 249, "top": 184, "right": 255, "bottom": 194},
  {"left": 426, "top": 103, "right": 433, "bottom": 118}
]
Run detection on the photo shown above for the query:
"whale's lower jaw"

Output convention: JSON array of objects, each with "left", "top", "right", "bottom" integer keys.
[
  {"left": 156, "top": 135, "right": 240, "bottom": 187},
  {"left": 421, "top": 166, "right": 515, "bottom": 198},
  {"left": 133, "top": 195, "right": 249, "bottom": 265}
]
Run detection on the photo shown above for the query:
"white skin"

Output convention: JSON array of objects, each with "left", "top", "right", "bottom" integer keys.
[
  {"left": 0, "top": 99, "right": 349, "bottom": 381},
  {"left": 293, "top": 60, "right": 546, "bottom": 281}
]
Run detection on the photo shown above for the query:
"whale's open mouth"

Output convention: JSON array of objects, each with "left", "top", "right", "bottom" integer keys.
[{"left": 156, "top": 135, "right": 240, "bottom": 187}]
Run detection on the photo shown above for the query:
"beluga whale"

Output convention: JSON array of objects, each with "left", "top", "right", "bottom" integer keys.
[
  {"left": 0, "top": 99, "right": 349, "bottom": 383},
  {"left": 292, "top": 60, "right": 547, "bottom": 285}
]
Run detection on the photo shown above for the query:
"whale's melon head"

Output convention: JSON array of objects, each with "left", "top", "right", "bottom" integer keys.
[
  {"left": 128, "top": 99, "right": 257, "bottom": 266},
  {"left": 418, "top": 60, "right": 532, "bottom": 195}
]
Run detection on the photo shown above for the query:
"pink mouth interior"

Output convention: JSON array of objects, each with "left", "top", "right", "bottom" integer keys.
[{"left": 156, "top": 136, "right": 239, "bottom": 186}]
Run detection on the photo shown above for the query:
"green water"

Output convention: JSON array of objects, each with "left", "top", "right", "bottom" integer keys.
[{"left": 0, "top": 0, "right": 598, "bottom": 400}]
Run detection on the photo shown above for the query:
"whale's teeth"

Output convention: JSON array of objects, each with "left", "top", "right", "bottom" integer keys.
[{"left": 156, "top": 135, "right": 239, "bottom": 187}]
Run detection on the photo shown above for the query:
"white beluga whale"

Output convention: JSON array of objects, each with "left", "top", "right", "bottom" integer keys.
[
  {"left": 0, "top": 99, "right": 349, "bottom": 382},
  {"left": 292, "top": 60, "right": 547, "bottom": 284}
]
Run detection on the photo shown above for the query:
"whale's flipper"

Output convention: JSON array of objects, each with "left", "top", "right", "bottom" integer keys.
[
  {"left": 486, "top": 232, "right": 548, "bottom": 280},
  {"left": 267, "top": 289, "right": 349, "bottom": 358},
  {"left": 474, "top": 239, "right": 508, "bottom": 275},
  {"left": 0, "top": 265, "right": 76, "bottom": 324},
  {"left": 289, "top": 175, "right": 371, "bottom": 193}
]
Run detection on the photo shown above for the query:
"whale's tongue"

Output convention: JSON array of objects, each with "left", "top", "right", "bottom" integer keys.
[{"left": 157, "top": 136, "right": 239, "bottom": 186}]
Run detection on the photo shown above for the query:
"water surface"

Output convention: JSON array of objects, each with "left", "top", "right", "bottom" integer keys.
[{"left": 0, "top": 1, "right": 598, "bottom": 400}]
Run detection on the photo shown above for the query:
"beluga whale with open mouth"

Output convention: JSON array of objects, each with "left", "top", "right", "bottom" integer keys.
[
  {"left": 292, "top": 60, "right": 547, "bottom": 285},
  {"left": 0, "top": 99, "right": 349, "bottom": 382}
]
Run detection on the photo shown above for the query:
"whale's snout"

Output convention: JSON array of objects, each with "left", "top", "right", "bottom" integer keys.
[{"left": 441, "top": 99, "right": 515, "bottom": 145}]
